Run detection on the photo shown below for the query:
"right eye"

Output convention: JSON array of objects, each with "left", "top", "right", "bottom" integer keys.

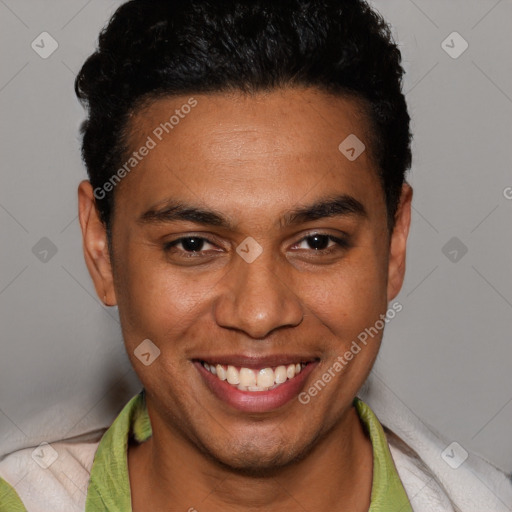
[{"left": 163, "top": 236, "right": 221, "bottom": 258}]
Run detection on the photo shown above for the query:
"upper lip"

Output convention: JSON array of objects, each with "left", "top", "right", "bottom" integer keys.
[{"left": 193, "top": 354, "right": 319, "bottom": 369}]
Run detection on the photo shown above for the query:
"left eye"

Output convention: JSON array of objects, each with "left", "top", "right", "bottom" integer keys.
[{"left": 293, "top": 234, "right": 348, "bottom": 252}]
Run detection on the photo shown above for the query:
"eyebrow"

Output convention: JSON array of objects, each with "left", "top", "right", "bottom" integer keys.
[{"left": 138, "top": 194, "right": 367, "bottom": 230}]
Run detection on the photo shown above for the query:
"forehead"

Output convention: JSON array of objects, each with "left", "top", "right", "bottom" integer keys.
[
  {"left": 115, "top": 87, "right": 385, "bottom": 225},
  {"left": 128, "top": 88, "right": 373, "bottom": 160}
]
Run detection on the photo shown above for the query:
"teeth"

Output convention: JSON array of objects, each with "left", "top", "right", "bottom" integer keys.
[
  {"left": 257, "top": 368, "right": 275, "bottom": 388},
  {"left": 275, "top": 365, "right": 287, "bottom": 384},
  {"left": 226, "top": 365, "right": 240, "bottom": 385},
  {"left": 202, "top": 361, "right": 308, "bottom": 391},
  {"left": 239, "top": 367, "right": 256, "bottom": 387},
  {"left": 216, "top": 364, "right": 227, "bottom": 380},
  {"left": 247, "top": 386, "right": 268, "bottom": 392}
]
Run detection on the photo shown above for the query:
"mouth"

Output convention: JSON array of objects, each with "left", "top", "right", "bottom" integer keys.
[
  {"left": 193, "top": 356, "right": 319, "bottom": 413},
  {"left": 201, "top": 361, "right": 308, "bottom": 391}
]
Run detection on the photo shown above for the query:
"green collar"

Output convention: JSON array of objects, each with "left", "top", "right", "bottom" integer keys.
[
  {"left": 86, "top": 391, "right": 412, "bottom": 511},
  {"left": 354, "top": 397, "right": 412, "bottom": 511},
  {"left": 86, "top": 391, "right": 152, "bottom": 511}
]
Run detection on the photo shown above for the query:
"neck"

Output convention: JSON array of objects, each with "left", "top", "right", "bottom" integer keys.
[{"left": 128, "top": 404, "right": 373, "bottom": 512}]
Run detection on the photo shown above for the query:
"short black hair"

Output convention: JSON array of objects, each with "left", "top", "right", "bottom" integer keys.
[{"left": 75, "top": 0, "right": 412, "bottom": 235}]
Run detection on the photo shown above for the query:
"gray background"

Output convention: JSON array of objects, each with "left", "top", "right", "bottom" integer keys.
[{"left": 1, "top": 0, "right": 511, "bottom": 473}]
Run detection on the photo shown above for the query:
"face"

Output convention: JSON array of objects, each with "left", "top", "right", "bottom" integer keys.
[{"left": 79, "top": 87, "right": 412, "bottom": 472}]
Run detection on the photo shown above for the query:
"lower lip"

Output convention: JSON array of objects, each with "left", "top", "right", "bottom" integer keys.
[{"left": 194, "top": 361, "right": 318, "bottom": 413}]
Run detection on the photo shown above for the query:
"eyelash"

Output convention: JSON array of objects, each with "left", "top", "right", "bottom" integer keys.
[{"left": 163, "top": 233, "right": 351, "bottom": 258}]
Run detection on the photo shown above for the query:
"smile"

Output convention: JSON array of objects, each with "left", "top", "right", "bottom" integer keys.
[
  {"left": 201, "top": 361, "right": 307, "bottom": 392},
  {"left": 195, "top": 357, "right": 318, "bottom": 413}
]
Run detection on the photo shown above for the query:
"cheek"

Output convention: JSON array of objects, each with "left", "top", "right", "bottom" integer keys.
[
  {"left": 308, "top": 256, "right": 387, "bottom": 399},
  {"left": 114, "top": 244, "right": 218, "bottom": 349},
  {"left": 307, "top": 244, "right": 388, "bottom": 336}
]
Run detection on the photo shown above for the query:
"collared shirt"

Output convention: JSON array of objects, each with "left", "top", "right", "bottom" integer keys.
[{"left": 0, "top": 391, "right": 412, "bottom": 511}]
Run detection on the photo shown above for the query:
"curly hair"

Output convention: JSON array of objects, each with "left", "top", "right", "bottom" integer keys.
[{"left": 75, "top": 0, "right": 412, "bottom": 234}]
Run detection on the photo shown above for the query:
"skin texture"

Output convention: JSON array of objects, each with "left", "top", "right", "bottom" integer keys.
[{"left": 78, "top": 87, "right": 412, "bottom": 511}]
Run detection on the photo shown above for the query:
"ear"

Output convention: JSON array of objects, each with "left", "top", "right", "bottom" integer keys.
[
  {"left": 387, "top": 183, "right": 413, "bottom": 302},
  {"left": 78, "top": 180, "right": 117, "bottom": 306}
]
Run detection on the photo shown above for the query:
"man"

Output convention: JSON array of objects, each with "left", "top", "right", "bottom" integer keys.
[{"left": 0, "top": 1, "right": 510, "bottom": 511}]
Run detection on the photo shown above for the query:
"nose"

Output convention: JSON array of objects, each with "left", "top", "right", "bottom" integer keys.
[{"left": 213, "top": 250, "right": 304, "bottom": 339}]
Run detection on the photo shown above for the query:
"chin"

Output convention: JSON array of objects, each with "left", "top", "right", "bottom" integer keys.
[{"left": 200, "top": 434, "right": 318, "bottom": 476}]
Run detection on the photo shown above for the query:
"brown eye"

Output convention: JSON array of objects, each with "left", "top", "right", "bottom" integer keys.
[
  {"left": 164, "top": 236, "right": 218, "bottom": 255},
  {"left": 293, "top": 233, "right": 350, "bottom": 253},
  {"left": 303, "top": 234, "right": 331, "bottom": 250}
]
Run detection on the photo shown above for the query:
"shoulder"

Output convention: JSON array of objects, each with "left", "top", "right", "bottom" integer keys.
[
  {"left": 359, "top": 377, "right": 512, "bottom": 512},
  {"left": 386, "top": 428, "right": 512, "bottom": 512},
  {"left": 0, "top": 432, "right": 104, "bottom": 512},
  {"left": 0, "top": 392, "right": 145, "bottom": 512}
]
